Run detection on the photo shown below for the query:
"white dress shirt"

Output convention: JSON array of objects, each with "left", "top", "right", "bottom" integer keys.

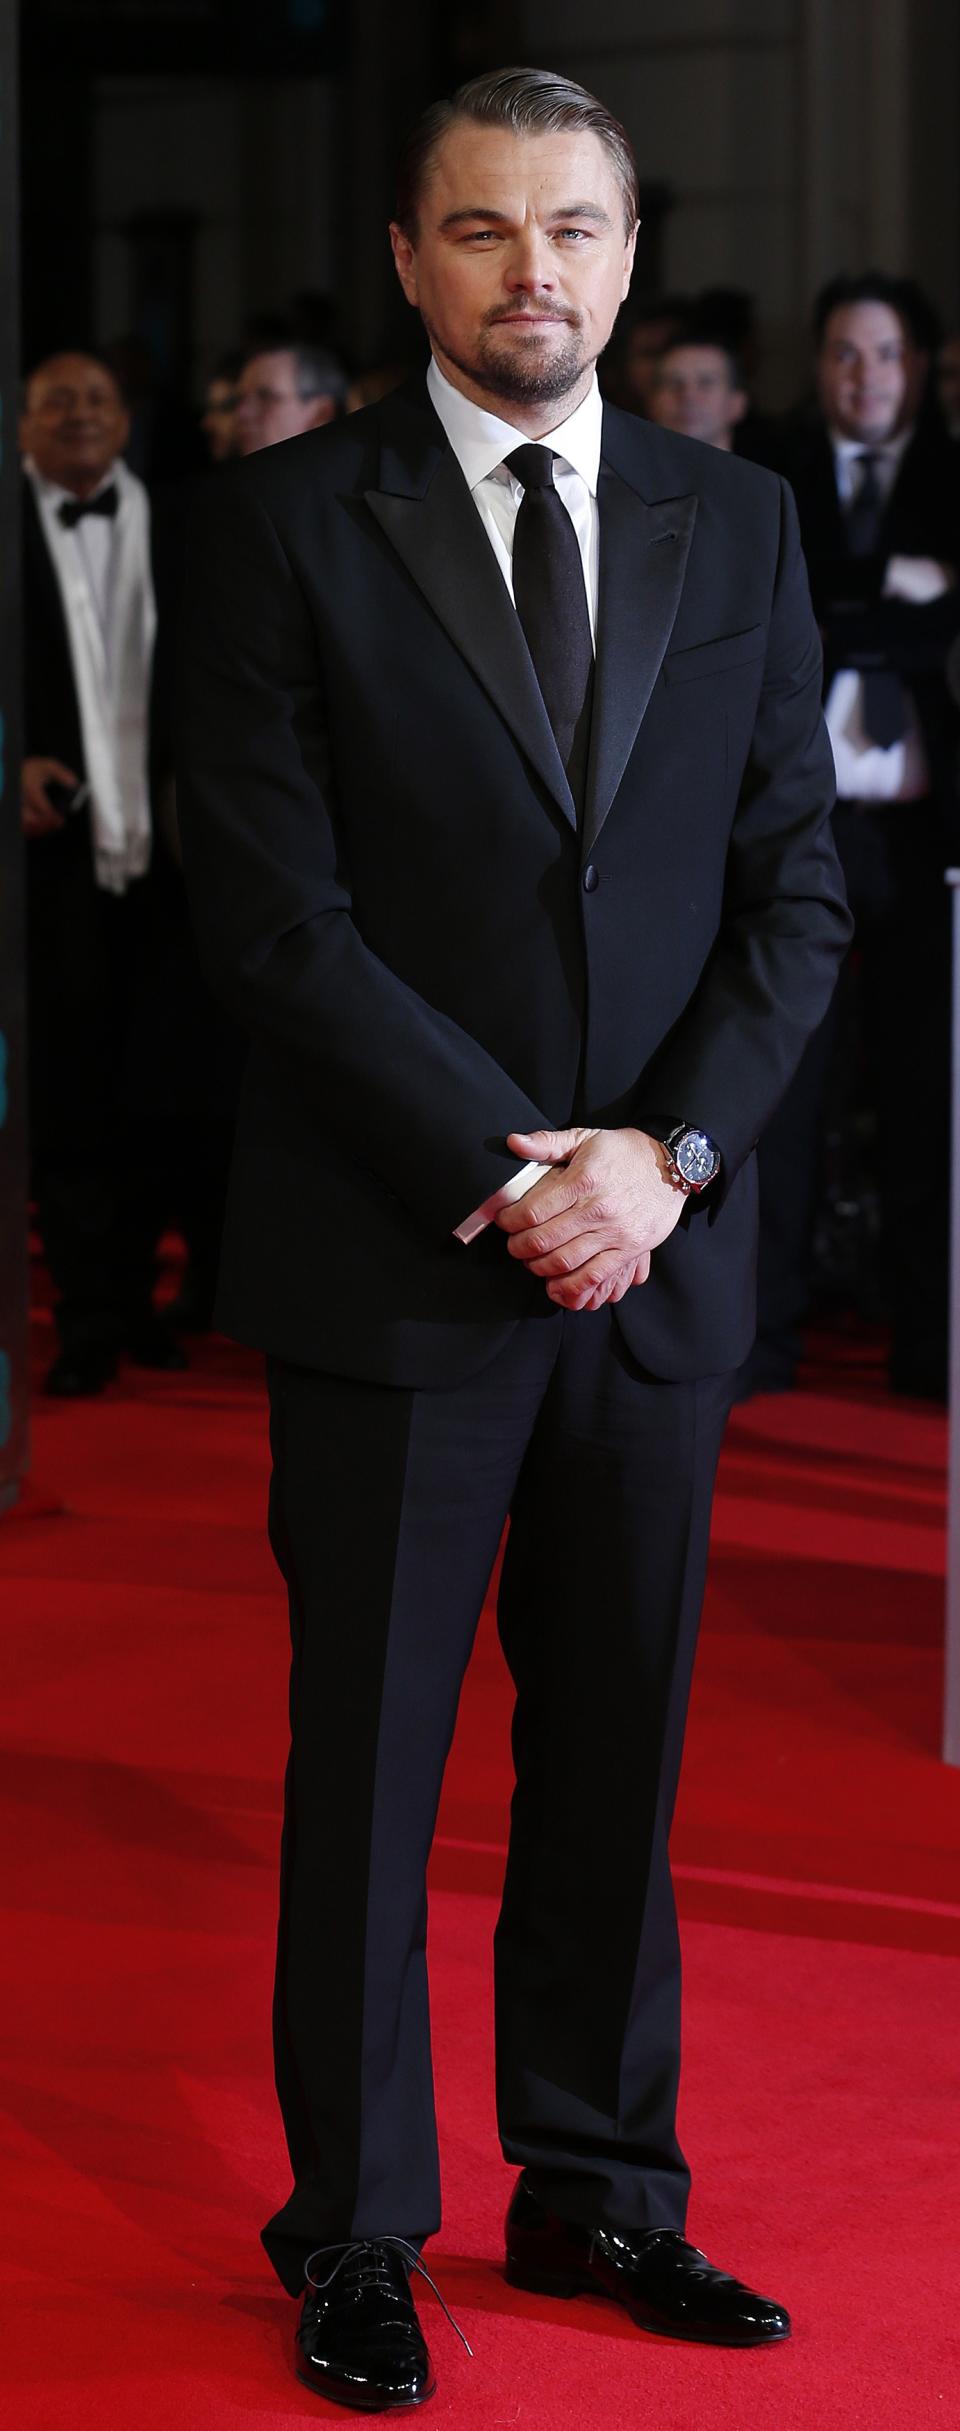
[
  {"left": 424, "top": 360, "right": 603, "bottom": 1242},
  {"left": 25, "top": 457, "right": 118, "bottom": 651},
  {"left": 24, "top": 452, "right": 156, "bottom": 891},
  {"left": 824, "top": 427, "right": 931, "bottom": 804},
  {"left": 426, "top": 355, "right": 602, "bottom": 637}
]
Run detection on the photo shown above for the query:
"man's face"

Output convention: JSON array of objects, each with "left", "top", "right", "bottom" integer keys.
[
  {"left": 623, "top": 315, "right": 683, "bottom": 412},
  {"left": 650, "top": 344, "right": 747, "bottom": 449},
  {"left": 202, "top": 375, "right": 241, "bottom": 461},
  {"left": 390, "top": 121, "right": 637, "bottom": 421},
  {"left": 234, "top": 351, "right": 335, "bottom": 454},
  {"left": 20, "top": 354, "right": 129, "bottom": 495},
  {"left": 816, "top": 302, "right": 917, "bottom": 444}
]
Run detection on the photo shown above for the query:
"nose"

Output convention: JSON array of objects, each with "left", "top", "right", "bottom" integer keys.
[{"left": 503, "top": 227, "right": 557, "bottom": 294}]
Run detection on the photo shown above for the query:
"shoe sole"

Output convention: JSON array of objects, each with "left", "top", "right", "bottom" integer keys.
[
  {"left": 295, "top": 2368, "right": 436, "bottom": 2411},
  {"left": 504, "top": 2259, "right": 790, "bottom": 2346}
]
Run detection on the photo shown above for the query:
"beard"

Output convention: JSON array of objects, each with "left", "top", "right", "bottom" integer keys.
[{"left": 427, "top": 310, "right": 591, "bottom": 407}]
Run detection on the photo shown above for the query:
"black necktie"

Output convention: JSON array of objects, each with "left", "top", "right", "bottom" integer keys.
[
  {"left": 507, "top": 444, "right": 594, "bottom": 806},
  {"left": 844, "top": 449, "right": 884, "bottom": 557},
  {"left": 57, "top": 483, "right": 119, "bottom": 529},
  {"left": 842, "top": 449, "right": 906, "bottom": 747}
]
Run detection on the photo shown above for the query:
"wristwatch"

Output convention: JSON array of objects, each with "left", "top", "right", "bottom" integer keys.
[{"left": 659, "top": 1124, "right": 721, "bottom": 1195}]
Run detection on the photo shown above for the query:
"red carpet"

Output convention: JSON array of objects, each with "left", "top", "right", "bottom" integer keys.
[{"left": 2, "top": 1298, "right": 959, "bottom": 2428}]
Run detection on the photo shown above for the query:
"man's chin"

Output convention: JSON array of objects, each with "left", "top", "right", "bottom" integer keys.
[
  {"left": 475, "top": 338, "right": 588, "bottom": 407},
  {"left": 59, "top": 456, "right": 112, "bottom": 484},
  {"left": 847, "top": 416, "right": 898, "bottom": 444}
]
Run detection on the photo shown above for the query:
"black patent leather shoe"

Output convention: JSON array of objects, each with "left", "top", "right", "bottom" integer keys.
[
  {"left": 504, "top": 2180, "right": 790, "bottom": 2346},
  {"left": 297, "top": 2241, "right": 435, "bottom": 2411}
]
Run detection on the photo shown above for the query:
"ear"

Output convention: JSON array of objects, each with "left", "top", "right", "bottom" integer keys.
[
  {"left": 309, "top": 397, "right": 338, "bottom": 429},
  {"left": 389, "top": 221, "right": 419, "bottom": 309},
  {"left": 620, "top": 221, "right": 639, "bottom": 303},
  {"left": 730, "top": 389, "right": 749, "bottom": 426}
]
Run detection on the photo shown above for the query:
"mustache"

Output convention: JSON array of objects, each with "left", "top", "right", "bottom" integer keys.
[{"left": 485, "top": 306, "right": 582, "bottom": 328}]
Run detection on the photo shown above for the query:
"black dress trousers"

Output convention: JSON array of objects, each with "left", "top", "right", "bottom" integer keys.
[{"left": 261, "top": 1309, "right": 734, "bottom": 2295}]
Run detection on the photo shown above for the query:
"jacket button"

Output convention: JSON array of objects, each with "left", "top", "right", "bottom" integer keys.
[{"left": 582, "top": 863, "right": 599, "bottom": 893}]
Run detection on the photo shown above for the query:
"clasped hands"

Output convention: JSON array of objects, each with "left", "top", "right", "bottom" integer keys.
[{"left": 496, "top": 1125, "right": 686, "bottom": 1313}]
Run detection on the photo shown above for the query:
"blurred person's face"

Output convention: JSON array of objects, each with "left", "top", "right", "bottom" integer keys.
[
  {"left": 649, "top": 344, "right": 747, "bottom": 449},
  {"left": 202, "top": 375, "right": 241, "bottom": 461},
  {"left": 937, "top": 335, "right": 960, "bottom": 436},
  {"left": 234, "top": 350, "right": 337, "bottom": 453},
  {"left": 390, "top": 121, "right": 637, "bottom": 429},
  {"left": 20, "top": 354, "right": 129, "bottom": 495},
  {"left": 816, "top": 302, "right": 918, "bottom": 444},
  {"left": 623, "top": 316, "right": 683, "bottom": 412}
]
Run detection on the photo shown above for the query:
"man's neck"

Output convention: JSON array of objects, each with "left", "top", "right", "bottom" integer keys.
[
  {"left": 829, "top": 423, "right": 912, "bottom": 455},
  {"left": 33, "top": 461, "right": 116, "bottom": 501},
  {"left": 431, "top": 348, "right": 594, "bottom": 438}
]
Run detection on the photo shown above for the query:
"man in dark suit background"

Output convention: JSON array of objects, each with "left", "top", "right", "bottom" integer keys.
[
  {"left": 748, "top": 274, "right": 960, "bottom": 1399},
  {"left": 20, "top": 352, "right": 186, "bottom": 1395},
  {"left": 177, "top": 68, "right": 850, "bottom": 2411}
]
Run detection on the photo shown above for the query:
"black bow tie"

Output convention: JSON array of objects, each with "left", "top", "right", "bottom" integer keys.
[{"left": 57, "top": 483, "right": 119, "bottom": 529}]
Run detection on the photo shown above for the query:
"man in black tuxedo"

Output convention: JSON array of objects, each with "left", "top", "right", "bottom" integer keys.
[
  {"left": 177, "top": 69, "right": 850, "bottom": 2410},
  {"left": 749, "top": 274, "right": 960, "bottom": 1399},
  {"left": 21, "top": 352, "right": 186, "bottom": 1395}
]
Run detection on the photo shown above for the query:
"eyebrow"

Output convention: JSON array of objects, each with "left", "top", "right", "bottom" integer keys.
[{"left": 439, "top": 201, "right": 613, "bottom": 230}]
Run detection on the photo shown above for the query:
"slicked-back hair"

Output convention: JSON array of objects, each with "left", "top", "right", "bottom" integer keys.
[{"left": 395, "top": 65, "right": 639, "bottom": 240}]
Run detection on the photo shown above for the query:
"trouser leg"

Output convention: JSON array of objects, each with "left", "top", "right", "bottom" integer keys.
[
  {"left": 29, "top": 884, "right": 161, "bottom": 1356},
  {"left": 260, "top": 1325, "right": 560, "bottom": 2294},
  {"left": 494, "top": 1312, "right": 734, "bottom": 2233}
]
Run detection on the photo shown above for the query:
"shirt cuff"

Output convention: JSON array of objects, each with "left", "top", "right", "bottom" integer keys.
[{"left": 454, "top": 1161, "right": 551, "bottom": 1245}]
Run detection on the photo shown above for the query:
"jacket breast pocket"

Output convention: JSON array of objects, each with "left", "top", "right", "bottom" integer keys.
[{"left": 663, "top": 624, "right": 766, "bottom": 684}]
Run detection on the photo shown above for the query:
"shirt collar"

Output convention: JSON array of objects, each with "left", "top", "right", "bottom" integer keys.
[
  {"left": 830, "top": 426, "right": 913, "bottom": 470},
  {"left": 427, "top": 357, "right": 602, "bottom": 496},
  {"left": 24, "top": 454, "right": 123, "bottom": 513}
]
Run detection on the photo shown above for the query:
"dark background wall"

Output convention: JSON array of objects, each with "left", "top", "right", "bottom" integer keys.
[{"left": 21, "top": 1, "right": 960, "bottom": 408}]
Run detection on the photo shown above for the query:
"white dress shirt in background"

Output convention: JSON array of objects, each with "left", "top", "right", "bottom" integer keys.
[
  {"left": 825, "top": 427, "right": 939, "bottom": 805},
  {"left": 24, "top": 452, "right": 156, "bottom": 892}
]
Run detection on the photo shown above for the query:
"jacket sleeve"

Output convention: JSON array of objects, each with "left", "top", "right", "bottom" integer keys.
[
  {"left": 635, "top": 476, "right": 852, "bottom": 1205},
  {"left": 174, "top": 474, "right": 549, "bottom": 1235},
  {"left": 823, "top": 586, "right": 960, "bottom": 676}
]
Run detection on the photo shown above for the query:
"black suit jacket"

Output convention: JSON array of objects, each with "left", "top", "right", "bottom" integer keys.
[
  {"left": 771, "top": 424, "right": 960, "bottom": 830},
  {"left": 175, "top": 380, "right": 850, "bottom": 1386}
]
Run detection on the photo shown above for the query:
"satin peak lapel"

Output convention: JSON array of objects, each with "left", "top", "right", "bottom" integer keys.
[
  {"left": 366, "top": 442, "right": 577, "bottom": 830},
  {"left": 583, "top": 463, "right": 697, "bottom": 854}
]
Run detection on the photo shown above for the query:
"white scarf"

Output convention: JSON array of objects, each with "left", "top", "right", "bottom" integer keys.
[{"left": 26, "top": 454, "right": 157, "bottom": 894}]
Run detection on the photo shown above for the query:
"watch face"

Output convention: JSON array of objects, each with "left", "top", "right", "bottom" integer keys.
[{"left": 676, "top": 1129, "right": 719, "bottom": 1186}]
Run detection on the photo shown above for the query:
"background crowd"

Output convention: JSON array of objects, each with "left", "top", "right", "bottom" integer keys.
[{"left": 20, "top": 266, "right": 960, "bottom": 1403}]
